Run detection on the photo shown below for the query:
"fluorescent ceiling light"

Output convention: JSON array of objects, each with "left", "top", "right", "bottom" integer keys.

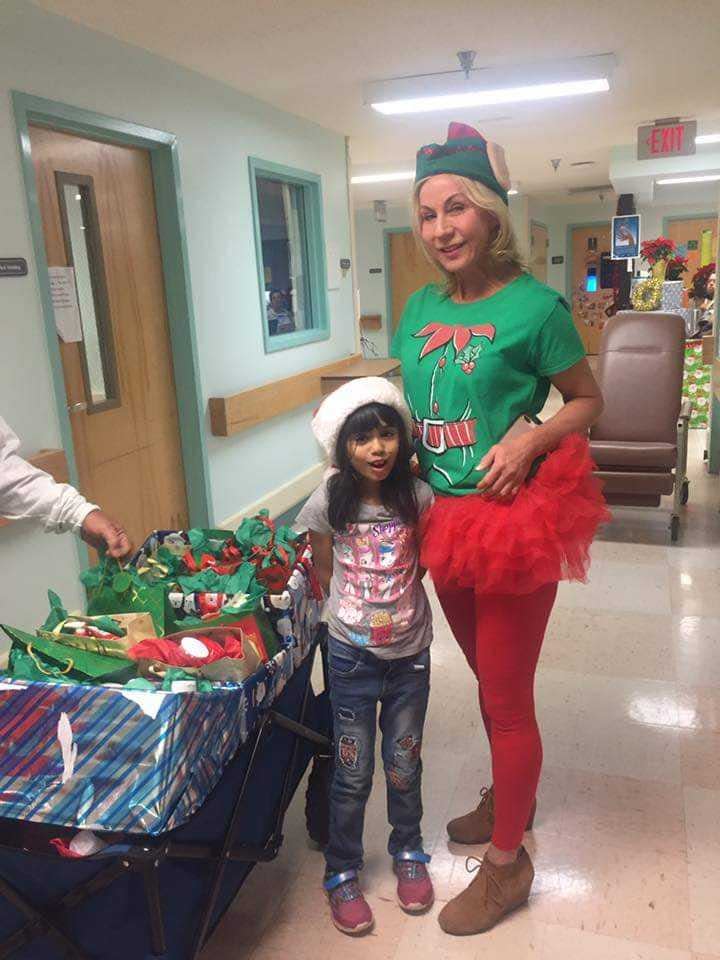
[
  {"left": 372, "top": 78, "right": 609, "bottom": 115},
  {"left": 351, "top": 171, "right": 414, "bottom": 184},
  {"left": 508, "top": 188, "right": 519, "bottom": 195},
  {"left": 696, "top": 133, "right": 720, "bottom": 144},
  {"left": 365, "top": 54, "right": 614, "bottom": 116},
  {"left": 656, "top": 174, "right": 720, "bottom": 185}
]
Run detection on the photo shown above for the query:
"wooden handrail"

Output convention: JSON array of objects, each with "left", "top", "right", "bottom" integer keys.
[{"left": 209, "top": 354, "right": 363, "bottom": 437}]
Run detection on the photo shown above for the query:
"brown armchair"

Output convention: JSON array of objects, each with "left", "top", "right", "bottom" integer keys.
[{"left": 590, "top": 311, "right": 691, "bottom": 542}]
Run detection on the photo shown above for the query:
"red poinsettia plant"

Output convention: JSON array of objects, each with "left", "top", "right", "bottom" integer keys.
[
  {"left": 666, "top": 254, "right": 689, "bottom": 281},
  {"left": 640, "top": 236, "right": 676, "bottom": 265}
]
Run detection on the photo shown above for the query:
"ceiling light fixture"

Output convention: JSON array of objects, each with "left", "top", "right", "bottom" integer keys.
[
  {"left": 508, "top": 188, "right": 519, "bottom": 196},
  {"left": 656, "top": 174, "right": 720, "bottom": 185},
  {"left": 351, "top": 170, "right": 415, "bottom": 184},
  {"left": 696, "top": 133, "right": 720, "bottom": 144},
  {"left": 365, "top": 53, "right": 614, "bottom": 116}
]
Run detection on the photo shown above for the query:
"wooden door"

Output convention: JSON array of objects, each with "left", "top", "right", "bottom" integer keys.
[
  {"left": 530, "top": 222, "right": 548, "bottom": 283},
  {"left": 389, "top": 231, "right": 440, "bottom": 333},
  {"left": 666, "top": 216, "right": 718, "bottom": 288},
  {"left": 570, "top": 223, "right": 612, "bottom": 355},
  {"left": 29, "top": 125, "right": 189, "bottom": 551}
]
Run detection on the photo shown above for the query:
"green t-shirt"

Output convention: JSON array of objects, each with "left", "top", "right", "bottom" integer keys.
[{"left": 391, "top": 272, "right": 585, "bottom": 496}]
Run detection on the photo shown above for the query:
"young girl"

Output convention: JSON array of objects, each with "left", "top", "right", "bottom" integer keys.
[{"left": 296, "top": 377, "right": 435, "bottom": 936}]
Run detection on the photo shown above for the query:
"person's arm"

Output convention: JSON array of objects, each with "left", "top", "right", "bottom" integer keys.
[
  {"left": 309, "top": 530, "right": 333, "bottom": 596},
  {"left": 0, "top": 416, "right": 132, "bottom": 558},
  {"left": 476, "top": 359, "right": 603, "bottom": 500},
  {"left": 414, "top": 481, "right": 434, "bottom": 579}
]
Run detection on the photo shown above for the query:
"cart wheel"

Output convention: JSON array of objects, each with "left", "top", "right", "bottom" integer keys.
[
  {"left": 670, "top": 515, "right": 680, "bottom": 543},
  {"left": 305, "top": 753, "right": 331, "bottom": 847},
  {"left": 681, "top": 480, "right": 689, "bottom": 506}
]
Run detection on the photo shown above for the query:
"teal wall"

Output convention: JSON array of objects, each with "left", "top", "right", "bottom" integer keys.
[{"left": 0, "top": 0, "right": 355, "bottom": 629}]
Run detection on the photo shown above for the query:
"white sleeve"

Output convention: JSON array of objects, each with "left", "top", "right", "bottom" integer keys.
[{"left": 0, "top": 416, "right": 99, "bottom": 534}]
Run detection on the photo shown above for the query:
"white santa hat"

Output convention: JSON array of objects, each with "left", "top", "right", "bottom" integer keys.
[{"left": 311, "top": 376, "right": 413, "bottom": 461}]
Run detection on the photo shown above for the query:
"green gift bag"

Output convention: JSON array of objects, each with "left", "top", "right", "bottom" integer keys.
[
  {"left": 2, "top": 625, "right": 138, "bottom": 685},
  {"left": 82, "top": 559, "right": 166, "bottom": 634}
]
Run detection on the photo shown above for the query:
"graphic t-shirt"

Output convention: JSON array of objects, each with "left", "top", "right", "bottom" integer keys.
[
  {"left": 295, "top": 478, "right": 433, "bottom": 659},
  {"left": 391, "top": 273, "right": 586, "bottom": 495}
]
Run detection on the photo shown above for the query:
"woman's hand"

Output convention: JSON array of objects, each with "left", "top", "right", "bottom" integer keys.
[{"left": 475, "top": 435, "right": 537, "bottom": 500}]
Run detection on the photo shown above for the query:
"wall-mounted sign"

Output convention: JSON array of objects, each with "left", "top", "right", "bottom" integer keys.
[
  {"left": 637, "top": 120, "right": 696, "bottom": 160},
  {"left": 0, "top": 257, "right": 28, "bottom": 278},
  {"left": 340, "top": 258, "right": 351, "bottom": 271},
  {"left": 369, "top": 267, "right": 383, "bottom": 274},
  {"left": 551, "top": 255, "right": 564, "bottom": 265},
  {"left": 611, "top": 214, "right": 641, "bottom": 260}
]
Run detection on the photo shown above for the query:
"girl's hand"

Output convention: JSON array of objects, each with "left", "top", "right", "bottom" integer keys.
[{"left": 475, "top": 436, "right": 537, "bottom": 500}]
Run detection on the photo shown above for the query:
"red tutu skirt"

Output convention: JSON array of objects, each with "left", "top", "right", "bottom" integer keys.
[{"left": 421, "top": 434, "right": 610, "bottom": 596}]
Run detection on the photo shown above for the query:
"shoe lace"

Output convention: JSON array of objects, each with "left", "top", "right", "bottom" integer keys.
[
  {"left": 465, "top": 857, "right": 504, "bottom": 910},
  {"left": 477, "top": 786, "right": 494, "bottom": 816},
  {"left": 396, "top": 860, "right": 427, "bottom": 882},
  {"left": 331, "top": 879, "right": 362, "bottom": 905}
]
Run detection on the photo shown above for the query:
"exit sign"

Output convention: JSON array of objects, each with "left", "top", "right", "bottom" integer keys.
[{"left": 637, "top": 120, "right": 697, "bottom": 159}]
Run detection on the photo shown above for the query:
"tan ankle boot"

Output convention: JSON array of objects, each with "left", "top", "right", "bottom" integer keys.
[
  {"left": 438, "top": 847, "right": 534, "bottom": 936},
  {"left": 446, "top": 786, "right": 536, "bottom": 845}
]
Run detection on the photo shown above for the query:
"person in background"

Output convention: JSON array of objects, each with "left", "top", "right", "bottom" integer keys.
[
  {"left": 699, "top": 270, "right": 716, "bottom": 333},
  {"left": 690, "top": 265, "right": 716, "bottom": 336},
  {"left": 0, "top": 415, "right": 131, "bottom": 558},
  {"left": 266, "top": 289, "right": 295, "bottom": 336}
]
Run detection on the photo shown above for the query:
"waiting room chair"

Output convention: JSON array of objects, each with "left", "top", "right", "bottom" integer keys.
[{"left": 590, "top": 311, "right": 691, "bottom": 542}]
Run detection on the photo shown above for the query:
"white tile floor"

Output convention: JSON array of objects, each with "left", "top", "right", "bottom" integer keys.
[{"left": 203, "top": 424, "right": 720, "bottom": 960}]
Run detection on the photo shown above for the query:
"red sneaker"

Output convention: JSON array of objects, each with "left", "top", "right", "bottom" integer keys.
[
  {"left": 324, "top": 871, "right": 374, "bottom": 935},
  {"left": 394, "top": 853, "right": 434, "bottom": 913}
]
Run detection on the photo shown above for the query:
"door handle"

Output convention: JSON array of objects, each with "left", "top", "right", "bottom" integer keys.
[{"left": 67, "top": 401, "right": 88, "bottom": 414}]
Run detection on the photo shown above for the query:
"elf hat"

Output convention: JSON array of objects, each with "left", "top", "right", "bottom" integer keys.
[
  {"left": 311, "top": 376, "right": 413, "bottom": 461},
  {"left": 415, "top": 121, "right": 511, "bottom": 205}
]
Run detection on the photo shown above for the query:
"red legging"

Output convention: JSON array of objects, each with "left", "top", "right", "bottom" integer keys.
[{"left": 436, "top": 582, "right": 558, "bottom": 851}]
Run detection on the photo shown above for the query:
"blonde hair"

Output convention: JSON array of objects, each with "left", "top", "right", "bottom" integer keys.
[{"left": 412, "top": 175, "right": 526, "bottom": 297}]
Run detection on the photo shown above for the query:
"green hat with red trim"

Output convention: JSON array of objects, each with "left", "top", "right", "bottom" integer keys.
[{"left": 415, "top": 122, "right": 511, "bottom": 205}]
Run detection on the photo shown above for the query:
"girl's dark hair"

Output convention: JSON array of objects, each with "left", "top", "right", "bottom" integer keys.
[{"left": 327, "top": 402, "right": 418, "bottom": 532}]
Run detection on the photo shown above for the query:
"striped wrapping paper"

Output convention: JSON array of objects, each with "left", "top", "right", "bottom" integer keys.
[{"left": 0, "top": 548, "right": 321, "bottom": 835}]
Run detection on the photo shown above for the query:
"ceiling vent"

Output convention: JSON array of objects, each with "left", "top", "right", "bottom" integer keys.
[{"left": 567, "top": 183, "right": 613, "bottom": 195}]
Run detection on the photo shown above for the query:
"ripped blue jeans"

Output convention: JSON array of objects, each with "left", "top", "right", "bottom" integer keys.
[{"left": 325, "top": 636, "right": 431, "bottom": 876}]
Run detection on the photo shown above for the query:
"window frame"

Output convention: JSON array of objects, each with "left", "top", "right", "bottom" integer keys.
[
  {"left": 55, "top": 170, "right": 121, "bottom": 414},
  {"left": 248, "top": 157, "right": 330, "bottom": 354}
]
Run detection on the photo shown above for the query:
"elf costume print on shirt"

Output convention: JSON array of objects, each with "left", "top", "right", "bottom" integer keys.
[
  {"left": 393, "top": 275, "right": 588, "bottom": 496},
  {"left": 410, "top": 320, "right": 496, "bottom": 488}
]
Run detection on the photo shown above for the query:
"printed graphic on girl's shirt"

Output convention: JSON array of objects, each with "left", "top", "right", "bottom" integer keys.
[{"left": 335, "top": 518, "right": 418, "bottom": 646}]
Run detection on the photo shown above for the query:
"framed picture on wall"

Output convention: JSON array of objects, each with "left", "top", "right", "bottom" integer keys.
[{"left": 611, "top": 214, "right": 641, "bottom": 260}]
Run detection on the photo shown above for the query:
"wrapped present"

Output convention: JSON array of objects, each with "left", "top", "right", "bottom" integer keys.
[
  {"left": 82, "top": 559, "right": 166, "bottom": 635},
  {"left": 0, "top": 674, "right": 251, "bottom": 833},
  {"left": 40, "top": 591, "right": 156, "bottom": 657},
  {"left": 3, "top": 626, "right": 137, "bottom": 685},
  {"left": 683, "top": 339, "right": 711, "bottom": 428},
  {"left": 661, "top": 280, "right": 684, "bottom": 313},
  {"left": 128, "top": 622, "right": 269, "bottom": 683},
  {"left": 234, "top": 511, "right": 303, "bottom": 592},
  {"left": 0, "top": 534, "right": 322, "bottom": 835},
  {"left": 267, "top": 543, "right": 323, "bottom": 667}
]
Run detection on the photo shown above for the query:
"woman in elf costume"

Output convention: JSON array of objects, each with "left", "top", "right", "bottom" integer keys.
[{"left": 391, "top": 123, "right": 609, "bottom": 936}]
